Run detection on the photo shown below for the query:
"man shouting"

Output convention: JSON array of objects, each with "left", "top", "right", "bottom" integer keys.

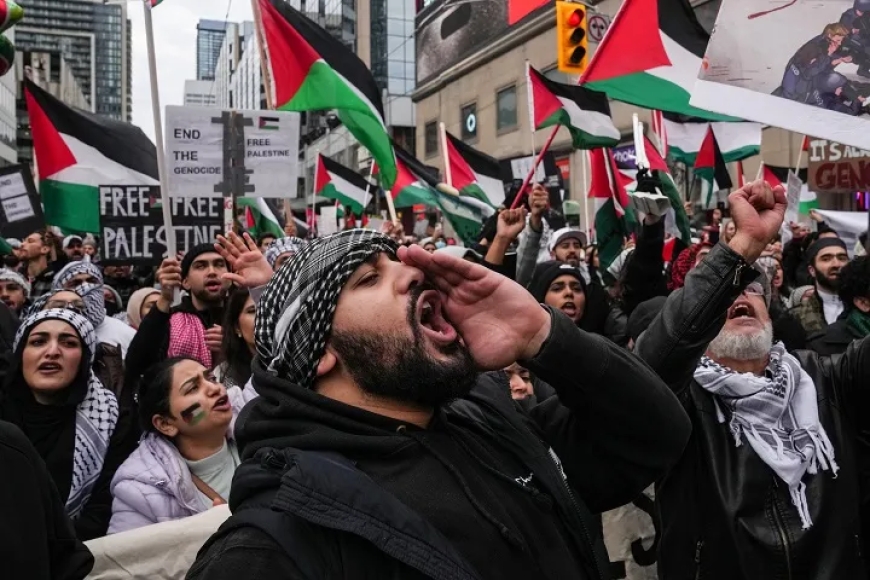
[
  {"left": 636, "top": 180, "right": 870, "bottom": 579},
  {"left": 187, "top": 229, "right": 690, "bottom": 580}
]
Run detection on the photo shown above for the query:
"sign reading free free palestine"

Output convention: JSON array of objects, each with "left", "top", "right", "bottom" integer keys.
[{"left": 164, "top": 106, "right": 300, "bottom": 198}]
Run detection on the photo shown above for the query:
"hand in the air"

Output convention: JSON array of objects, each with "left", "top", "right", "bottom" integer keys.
[
  {"left": 204, "top": 325, "right": 223, "bottom": 353},
  {"left": 727, "top": 179, "right": 787, "bottom": 263},
  {"left": 215, "top": 232, "right": 273, "bottom": 288},
  {"left": 495, "top": 208, "right": 528, "bottom": 242},
  {"left": 398, "top": 244, "right": 551, "bottom": 370}
]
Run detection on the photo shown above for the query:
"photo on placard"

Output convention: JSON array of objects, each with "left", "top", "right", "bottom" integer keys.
[{"left": 691, "top": 0, "right": 870, "bottom": 150}]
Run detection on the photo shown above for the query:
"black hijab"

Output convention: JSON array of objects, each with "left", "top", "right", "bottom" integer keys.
[{"left": 0, "top": 310, "right": 93, "bottom": 501}]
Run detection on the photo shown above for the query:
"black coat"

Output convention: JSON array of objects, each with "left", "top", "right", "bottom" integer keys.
[
  {"left": 636, "top": 242, "right": 870, "bottom": 580},
  {"left": 0, "top": 420, "right": 93, "bottom": 580},
  {"left": 807, "top": 318, "right": 862, "bottom": 357},
  {"left": 187, "top": 308, "right": 691, "bottom": 580}
]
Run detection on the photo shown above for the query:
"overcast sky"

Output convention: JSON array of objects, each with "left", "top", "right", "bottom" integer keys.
[{"left": 129, "top": 0, "right": 253, "bottom": 142}]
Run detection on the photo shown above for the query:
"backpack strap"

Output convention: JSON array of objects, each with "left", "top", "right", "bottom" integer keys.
[{"left": 209, "top": 508, "right": 325, "bottom": 580}]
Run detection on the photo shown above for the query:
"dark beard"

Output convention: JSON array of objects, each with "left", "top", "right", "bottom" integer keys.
[
  {"left": 330, "top": 283, "right": 477, "bottom": 408},
  {"left": 816, "top": 271, "right": 840, "bottom": 292},
  {"left": 192, "top": 286, "right": 224, "bottom": 306}
]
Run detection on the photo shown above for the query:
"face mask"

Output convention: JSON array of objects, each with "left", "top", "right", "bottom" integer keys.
[{"left": 435, "top": 241, "right": 446, "bottom": 249}]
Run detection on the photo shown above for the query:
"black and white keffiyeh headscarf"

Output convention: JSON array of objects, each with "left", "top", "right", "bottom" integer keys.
[
  {"left": 13, "top": 309, "right": 119, "bottom": 519},
  {"left": 0, "top": 268, "right": 31, "bottom": 298},
  {"left": 52, "top": 260, "right": 103, "bottom": 291},
  {"left": 264, "top": 237, "right": 306, "bottom": 269},
  {"left": 694, "top": 342, "right": 839, "bottom": 529},
  {"left": 255, "top": 229, "right": 397, "bottom": 388},
  {"left": 72, "top": 282, "right": 107, "bottom": 328}
]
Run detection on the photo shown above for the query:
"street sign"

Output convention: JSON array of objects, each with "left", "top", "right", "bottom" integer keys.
[
  {"left": 588, "top": 13, "right": 610, "bottom": 43},
  {"left": 164, "top": 106, "right": 300, "bottom": 198}
]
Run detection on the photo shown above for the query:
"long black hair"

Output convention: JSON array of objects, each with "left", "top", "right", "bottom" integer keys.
[
  {"left": 137, "top": 356, "right": 193, "bottom": 434},
  {"left": 220, "top": 287, "right": 254, "bottom": 388}
]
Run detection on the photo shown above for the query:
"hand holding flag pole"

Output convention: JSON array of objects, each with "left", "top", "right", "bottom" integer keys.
[
  {"left": 509, "top": 125, "right": 561, "bottom": 209},
  {"left": 629, "top": 114, "right": 670, "bottom": 217}
]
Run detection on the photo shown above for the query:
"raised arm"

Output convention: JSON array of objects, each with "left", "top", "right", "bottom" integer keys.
[{"left": 634, "top": 181, "right": 788, "bottom": 394}]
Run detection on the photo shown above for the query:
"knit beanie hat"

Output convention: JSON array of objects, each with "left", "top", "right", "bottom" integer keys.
[
  {"left": 526, "top": 261, "right": 586, "bottom": 303},
  {"left": 181, "top": 243, "right": 219, "bottom": 278},
  {"left": 805, "top": 237, "right": 848, "bottom": 266},
  {"left": 0, "top": 268, "right": 30, "bottom": 298},
  {"left": 255, "top": 229, "right": 398, "bottom": 388}
]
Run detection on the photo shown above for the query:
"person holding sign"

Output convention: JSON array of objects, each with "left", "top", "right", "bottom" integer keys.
[{"left": 124, "top": 245, "right": 229, "bottom": 392}]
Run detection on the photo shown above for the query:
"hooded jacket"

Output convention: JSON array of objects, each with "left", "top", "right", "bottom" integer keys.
[
  {"left": 635, "top": 242, "right": 870, "bottom": 580},
  {"left": 108, "top": 386, "right": 250, "bottom": 534},
  {"left": 186, "top": 308, "right": 690, "bottom": 580}
]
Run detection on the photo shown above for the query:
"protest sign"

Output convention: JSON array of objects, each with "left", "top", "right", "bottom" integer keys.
[
  {"left": 691, "top": 0, "right": 870, "bottom": 151},
  {"left": 807, "top": 138, "right": 870, "bottom": 192},
  {"left": 164, "top": 106, "right": 300, "bottom": 198},
  {"left": 99, "top": 185, "right": 222, "bottom": 265},
  {"left": 785, "top": 170, "right": 803, "bottom": 224},
  {"left": 0, "top": 164, "right": 44, "bottom": 240}
]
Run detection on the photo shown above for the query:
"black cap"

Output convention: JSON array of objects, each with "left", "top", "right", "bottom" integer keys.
[
  {"left": 181, "top": 243, "right": 220, "bottom": 278},
  {"left": 806, "top": 237, "right": 847, "bottom": 266},
  {"left": 527, "top": 261, "right": 586, "bottom": 303}
]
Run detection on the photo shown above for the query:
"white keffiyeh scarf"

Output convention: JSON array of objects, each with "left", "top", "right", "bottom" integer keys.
[{"left": 694, "top": 342, "right": 839, "bottom": 529}]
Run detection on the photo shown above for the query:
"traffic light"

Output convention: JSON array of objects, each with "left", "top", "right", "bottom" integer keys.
[
  {"left": 555, "top": 0, "right": 588, "bottom": 75},
  {"left": 0, "top": 1, "right": 23, "bottom": 77}
]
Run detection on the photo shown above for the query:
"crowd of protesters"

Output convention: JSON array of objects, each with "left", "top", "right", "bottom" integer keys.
[{"left": 2, "top": 176, "right": 870, "bottom": 580}]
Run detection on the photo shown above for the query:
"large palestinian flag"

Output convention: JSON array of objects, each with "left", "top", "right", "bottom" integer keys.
[
  {"left": 257, "top": 0, "right": 397, "bottom": 187},
  {"left": 581, "top": 0, "right": 734, "bottom": 121},
  {"left": 444, "top": 132, "right": 505, "bottom": 207},
  {"left": 527, "top": 65, "right": 619, "bottom": 150},
  {"left": 588, "top": 148, "right": 637, "bottom": 271},
  {"left": 25, "top": 78, "right": 158, "bottom": 234},
  {"left": 315, "top": 154, "right": 374, "bottom": 214},
  {"left": 664, "top": 113, "right": 761, "bottom": 165}
]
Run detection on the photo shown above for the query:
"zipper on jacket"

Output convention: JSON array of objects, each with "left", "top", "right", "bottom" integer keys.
[
  {"left": 693, "top": 540, "right": 703, "bottom": 580},
  {"left": 732, "top": 262, "right": 745, "bottom": 286},
  {"left": 770, "top": 495, "right": 793, "bottom": 580}
]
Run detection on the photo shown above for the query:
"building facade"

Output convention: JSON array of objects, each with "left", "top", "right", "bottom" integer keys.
[
  {"left": 197, "top": 19, "right": 228, "bottom": 81},
  {"left": 412, "top": 0, "right": 835, "bottom": 229},
  {"left": 212, "top": 21, "right": 263, "bottom": 111},
  {"left": 16, "top": 0, "right": 130, "bottom": 121},
  {"left": 183, "top": 79, "right": 217, "bottom": 108}
]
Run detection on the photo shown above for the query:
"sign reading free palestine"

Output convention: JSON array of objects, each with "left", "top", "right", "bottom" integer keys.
[{"left": 164, "top": 105, "right": 301, "bottom": 198}]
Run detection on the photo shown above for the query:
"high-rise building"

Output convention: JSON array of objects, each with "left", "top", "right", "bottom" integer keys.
[
  {"left": 16, "top": 0, "right": 131, "bottom": 121},
  {"left": 197, "top": 19, "right": 228, "bottom": 81},
  {"left": 183, "top": 79, "right": 217, "bottom": 108},
  {"left": 212, "top": 22, "right": 264, "bottom": 111}
]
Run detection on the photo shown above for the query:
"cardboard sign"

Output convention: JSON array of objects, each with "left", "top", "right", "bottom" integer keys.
[
  {"left": 0, "top": 165, "right": 44, "bottom": 240},
  {"left": 807, "top": 138, "right": 870, "bottom": 192},
  {"left": 99, "top": 185, "right": 222, "bottom": 265}
]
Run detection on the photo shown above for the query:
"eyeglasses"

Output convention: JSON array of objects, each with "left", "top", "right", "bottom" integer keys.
[
  {"left": 45, "top": 300, "right": 86, "bottom": 313},
  {"left": 744, "top": 282, "right": 765, "bottom": 297}
]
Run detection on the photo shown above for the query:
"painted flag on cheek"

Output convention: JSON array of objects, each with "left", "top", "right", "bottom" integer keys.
[{"left": 181, "top": 403, "right": 207, "bottom": 426}]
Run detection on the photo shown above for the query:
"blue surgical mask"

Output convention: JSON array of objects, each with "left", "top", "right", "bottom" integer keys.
[{"left": 435, "top": 241, "right": 446, "bottom": 249}]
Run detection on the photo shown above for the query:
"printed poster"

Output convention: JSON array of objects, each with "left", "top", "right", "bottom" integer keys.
[{"left": 691, "top": 0, "right": 870, "bottom": 150}]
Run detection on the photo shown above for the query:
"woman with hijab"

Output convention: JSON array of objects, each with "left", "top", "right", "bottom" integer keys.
[
  {"left": 126, "top": 287, "right": 160, "bottom": 330},
  {"left": 0, "top": 309, "right": 128, "bottom": 540},
  {"left": 109, "top": 356, "right": 248, "bottom": 533}
]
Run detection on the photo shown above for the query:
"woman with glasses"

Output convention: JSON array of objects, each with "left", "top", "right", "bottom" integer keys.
[
  {"left": 109, "top": 356, "right": 247, "bottom": 533},
  {"left": 0, "top": 309, "right": 130, "bottom": 540}
]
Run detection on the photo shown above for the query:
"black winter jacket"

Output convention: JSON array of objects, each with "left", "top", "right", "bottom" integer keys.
[
  {"left": 635, "top": 242, "right": 870, "bottom": 580},
  {"left": 187, "top": 308, "right": 691, "bottom": 580}
]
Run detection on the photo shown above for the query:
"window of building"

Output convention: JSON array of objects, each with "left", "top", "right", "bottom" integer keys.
[
  {"left": 460, "top": 102, "right": 477, "bottom": 141},
  {"left": 424, "top": 121, "right": 438, "bottom": 158},
  {"left": 496, "top": 85, "right": 518, "bottom": 132}
]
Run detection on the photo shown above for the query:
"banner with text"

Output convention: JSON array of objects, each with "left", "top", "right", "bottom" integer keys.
[
  {"left": 99, "top": 185, "right": 222, "bottom": 265},
  {"left": 164, "top": 106, "right": 300, "bottom": 198},
  {"left": 808, "top": 138, "right": 870, "bottom": 193},
  {"left": 0, "top": 164, "right": 44, "bottom": 240}
]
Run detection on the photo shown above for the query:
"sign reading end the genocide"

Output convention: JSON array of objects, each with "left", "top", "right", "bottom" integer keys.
[
  {"left": 164, "top": 105, "right": 300, "bottom": 198},
  {"left": 808, "top": 139, "right": 870, "bottom": 193},
  {"left": 99, "top": 185, "right": 222, "bottom": 265},
  {"left": 0, "top": 164, "right": 44, "bottom": 240}
]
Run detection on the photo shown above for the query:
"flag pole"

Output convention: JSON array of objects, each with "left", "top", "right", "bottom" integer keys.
[
  {"left": 755, "top": 161, "right": 764, "bottom": 181},
  {"left": 142, "top": 0, "right": 175, "bottom": 257},
  {"left": 524, "top": 60, "right": 537, "bottom": 159},
  {"left": 793, "top": 135, "right": 805, "bottom": 175},
  {"left": 439, "top": 122, "right": 453, "bottom": 187},
  {"left": 510, "top": 125, "right": 560, "bottom": 209},
  {"left": 581, "top": 150, "right": 591, "bottom": 239},
  {"left": 736, "top": 161, "right": 745, "bottom": 188}
]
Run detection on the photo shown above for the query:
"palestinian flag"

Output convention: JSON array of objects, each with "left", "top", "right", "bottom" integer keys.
[
  {"left": 526, "top": 64, "right": 619, "bottom": 149},
  {"left": 444, "top": 131, "right": 505, "bottom": 207},
  {"left": 149, "top": 0, "right": 165, "bottom": 7},
  {"left": 393, "top": 144, "right": 491, "bottom": 245},
  {"left": 630, "top": 136, "right": 692, "bottom": 245},
  {"left": 695, "top": 126, "right": 733, "bottom": 206},
  {"left": 663, "top": 113, "right": 761, "bottom": 165},
  {"left": 588, "top": 148, "right": 637, "bottom": 271},
  {"left": 25, "top": 78, "right": 158, "bottom": 234},
  {"left": 761, "top": 165, "right": 817, "bottom": 215},
  {"left": 650, "top": 110, "right": 668, "bottom": 158},
  {"left": 258, "top": 0, "right": 397, "bottom": 187},
  {"left": 580, "top": 0, "right": 734, "bottom": 120},
  {"left": 236, "top": 197, "right": 284, "bottom": 239},
  {"left": 315, "top": 154, "right": 374, "bottom": 214}
]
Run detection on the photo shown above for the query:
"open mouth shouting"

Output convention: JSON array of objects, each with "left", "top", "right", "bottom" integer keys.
[
  {"left": 416, "top": 289, "right": 458, "bottom": 346},
  {"left": 561, "top": 301, "right": 578, "bottom": 318},
  {"left": 204, "top": 279, "right": 223, "bottom": 294},
  {"left": 37, "top": 361, "right": 63, "bottom": 375},
  {"left": 727, "top": 300, "right": 760, "bottom": 326},
  {"left": 212, "top": 394, "right": 231, "bottom": 413}
]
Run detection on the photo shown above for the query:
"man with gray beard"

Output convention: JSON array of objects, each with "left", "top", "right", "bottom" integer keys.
[{"left": 636, "top": 180, "right": 870, "bottom": 580}]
